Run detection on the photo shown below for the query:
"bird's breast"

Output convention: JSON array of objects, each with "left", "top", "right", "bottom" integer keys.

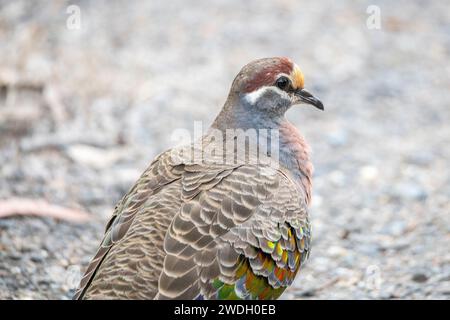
[{"left": 278, "top": 122, "right": 313, "bottom": 204}]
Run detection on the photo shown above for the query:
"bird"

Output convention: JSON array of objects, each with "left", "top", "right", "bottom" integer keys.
[{"left": 74, "top": 57, "right": 324, "bottom": 300}]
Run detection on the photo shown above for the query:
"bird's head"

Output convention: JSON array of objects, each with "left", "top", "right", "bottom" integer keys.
[{"left": 229, "top": 57, "right": 323, "bottom": 116}]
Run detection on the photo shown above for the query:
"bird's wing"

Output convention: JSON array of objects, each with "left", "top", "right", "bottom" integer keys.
[
  {"left": 157, "top": 164, "right": 311, "bottom": 300},
  {"left": 73, "top": 149, "right": 185, "bottom": 299},
  {"left": 75, "top": 148, "right": 310, "bottom": 300}
]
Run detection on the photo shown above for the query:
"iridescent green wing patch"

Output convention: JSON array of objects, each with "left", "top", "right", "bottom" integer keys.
[
  {"left": 213, "top": 224, "right": 310, "bottom": 300},
  {"left": 213, "top": 259, "right": 286, "bottom": 300}
]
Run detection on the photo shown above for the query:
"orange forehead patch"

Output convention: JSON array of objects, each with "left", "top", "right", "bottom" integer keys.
[{"left": 290, "top": 65, "right": 304, "bottom": 89}]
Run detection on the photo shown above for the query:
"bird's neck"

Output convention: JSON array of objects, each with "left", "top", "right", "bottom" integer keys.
[
  {"left": 209, "top": 104, "right": 313, "bottom": 204},
  {"left": 211, "top": 101, "right": 284, "bottom": 131}
]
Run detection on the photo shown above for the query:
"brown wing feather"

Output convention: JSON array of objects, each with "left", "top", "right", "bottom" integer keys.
[
  {"left": 156, "top": 164, "right": 307, "bottom": 299},
  {"left": 73, "top": 150, "right": 183, "bottom": 299}
]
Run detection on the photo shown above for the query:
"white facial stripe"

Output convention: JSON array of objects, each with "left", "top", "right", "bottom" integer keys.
[
  {"left": 244, "top": 86, "right": 290, "bottom": 105},
  {"left": 244, "top": 87, "right": 268, "bottom": 105}
]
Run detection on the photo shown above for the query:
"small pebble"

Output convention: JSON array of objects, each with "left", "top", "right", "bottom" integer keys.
[{"left": 412, "top": 273, "right": 428, "bottom": 283}]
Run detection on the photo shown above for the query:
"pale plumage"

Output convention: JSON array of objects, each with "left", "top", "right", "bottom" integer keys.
[{"left": 74, "top": 57, "right": 323, "bottom": 300}]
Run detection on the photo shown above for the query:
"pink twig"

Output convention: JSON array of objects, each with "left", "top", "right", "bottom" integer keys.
[{"left": 0, "top": 198, "right": 91, "bottom": 223}]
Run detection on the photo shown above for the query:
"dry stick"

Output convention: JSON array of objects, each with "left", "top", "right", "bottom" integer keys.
[{"left": 0, "top": 198, "right": 91, "bottom": 223}]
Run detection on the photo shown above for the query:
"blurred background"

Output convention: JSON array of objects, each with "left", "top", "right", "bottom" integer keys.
[{"left": 0, "top": 0, "right": 449, "bottom": 299}]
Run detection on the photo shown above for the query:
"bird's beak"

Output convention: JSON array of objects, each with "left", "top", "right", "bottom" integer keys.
[{"left": 294, "top": 88, "right": 324, "bottom": 110}]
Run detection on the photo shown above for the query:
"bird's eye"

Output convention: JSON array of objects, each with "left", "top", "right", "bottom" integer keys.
[{"left": 276, "top": 76, "right": 290, "bottom": 91}]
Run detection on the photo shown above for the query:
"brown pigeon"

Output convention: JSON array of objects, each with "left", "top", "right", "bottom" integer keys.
[{"left": 74, "top": 57, "right": 324, "bottom": 300}]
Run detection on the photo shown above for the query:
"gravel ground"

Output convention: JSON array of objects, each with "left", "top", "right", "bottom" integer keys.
[{"left": 0, "top": 0, "right": 449, "bottom": 299}]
